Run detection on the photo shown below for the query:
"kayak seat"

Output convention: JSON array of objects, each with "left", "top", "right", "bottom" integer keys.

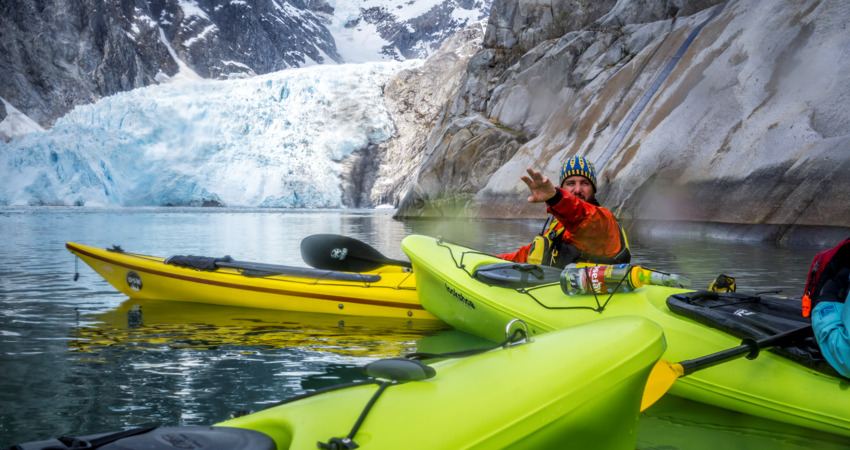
[
  {"left": 473, "top": 263, "right": 562, "bottom": 289},
  {"left": 667, "top": 290, "right": 839, "bottom": 377}
]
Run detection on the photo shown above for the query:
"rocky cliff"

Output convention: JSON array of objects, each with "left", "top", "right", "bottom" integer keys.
[
  {"left": 394, "top": 0, "right": 850, "bottom": 240},
  {"left": 0, "top": 0, "right": 341, "bottom": 131},
  {"left": 0, "top": 0, "right": 489, "bottom": 135},
  {"left": 366, "top": 22, "right": 487, "bottom": 208}
]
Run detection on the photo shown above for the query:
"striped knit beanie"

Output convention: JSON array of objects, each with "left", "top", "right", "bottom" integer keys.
[{"left": 559, "top": 156, "right": 597, "bottom": 192}]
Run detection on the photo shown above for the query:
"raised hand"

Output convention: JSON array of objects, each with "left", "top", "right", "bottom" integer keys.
[{"left": 520, "top": 168, "right": 557, "bottom": 203}]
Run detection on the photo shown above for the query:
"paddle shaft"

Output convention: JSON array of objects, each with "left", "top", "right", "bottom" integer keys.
[
  {"left": 679, "top": 324, "right": 812, "bottom": 375},
  {"left": 215, "top": 260, "right": 380, "bottom": 283}
]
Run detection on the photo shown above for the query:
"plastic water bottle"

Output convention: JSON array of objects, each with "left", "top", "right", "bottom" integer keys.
[
  {"left": 559, "top": 264, "right": 629, "bottom": 295},
  {"left": 560, "top": 263, "right": 690, "bottom": 296}
]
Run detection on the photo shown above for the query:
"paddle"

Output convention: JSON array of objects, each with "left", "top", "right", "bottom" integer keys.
[
  {"left": 640, "top": 324, "right": 813, "bottom": 411},
  {"left": 213, "top": 259, "right": 380, "bottom": 283},
  {"left": 162, "top": 253, "right": 381, "bottom": 282},
  {"left": 300, "top": 234, "right": 412, "bottom": 272}
]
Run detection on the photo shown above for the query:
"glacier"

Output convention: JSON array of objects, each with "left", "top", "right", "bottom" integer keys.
[{"left": 0, "top": 61, "right": 421, "bottom": 208}]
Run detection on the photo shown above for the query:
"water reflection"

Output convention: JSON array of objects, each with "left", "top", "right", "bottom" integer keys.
[
  {"left": 69, "top": 299, "right": 449, "bottom": 356},
  {"left": 639, "top": 395, "right": 850, "bottom": 449}
]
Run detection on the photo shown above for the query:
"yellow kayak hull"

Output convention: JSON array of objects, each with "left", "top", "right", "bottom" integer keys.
[{"left": 66, "top": 242, "right": 437, "bottom": 320}]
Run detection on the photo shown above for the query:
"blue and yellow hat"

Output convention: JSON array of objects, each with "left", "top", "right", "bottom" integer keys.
[{"left": 559, "top": 156, "right": 597, "bottom": 191}]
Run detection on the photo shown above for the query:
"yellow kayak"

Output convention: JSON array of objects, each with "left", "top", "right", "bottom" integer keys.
[{"left": 66, "top": 242, "right": 437, "bottom": 320}]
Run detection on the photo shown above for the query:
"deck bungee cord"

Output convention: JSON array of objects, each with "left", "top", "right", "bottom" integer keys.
[
  {"left": 434, "top": 236, "right": 689, "bottom": 313},
  {"left": 317, "top": 326, "right": 530, "bottom": 450}
]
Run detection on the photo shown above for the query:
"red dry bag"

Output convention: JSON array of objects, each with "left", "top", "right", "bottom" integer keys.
[{"left": 802, "top": 237, "right": 850, "bottom": 317}]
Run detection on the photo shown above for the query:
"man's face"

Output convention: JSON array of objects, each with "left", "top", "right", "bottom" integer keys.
[{"left": 561, "top": 175, "right": 595, "bottom": 202}]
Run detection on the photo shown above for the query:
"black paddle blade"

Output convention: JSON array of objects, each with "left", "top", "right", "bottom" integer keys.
[{"left": 300, "top": 234, "right": 411, "bottom": 272}]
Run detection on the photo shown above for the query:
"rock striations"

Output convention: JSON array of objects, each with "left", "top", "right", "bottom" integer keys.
[
  {"left": 369, "top": 22, "right": 487, "bottom": 208},
  {"left": 393, "top": 0, "right": 850, "bottom": 239}
]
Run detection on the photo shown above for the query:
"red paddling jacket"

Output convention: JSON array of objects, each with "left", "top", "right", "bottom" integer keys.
[{"left": 497, "top": 187, "right": 630, "bottom": 268}]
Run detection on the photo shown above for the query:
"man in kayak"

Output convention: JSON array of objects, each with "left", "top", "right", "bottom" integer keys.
[
  {"left": 812, "top": 267, "right": 850, "bottom": 377},
  {"left": 496, "top": 155, "right": 630, "bottom": 268}
]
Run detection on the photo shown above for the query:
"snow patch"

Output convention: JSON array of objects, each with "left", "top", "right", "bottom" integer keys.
[
  {"left": 177, "top": 0, "right": 211, "bottom": 21},
  {"left": 184, "top": 24, "right": 218, "bottom": 48},
  {"left": 156, "top": 26, "right": 204, "bottom": 82},
  {"left": 0, "top": 98, "right": 45, "bottom": 142}
]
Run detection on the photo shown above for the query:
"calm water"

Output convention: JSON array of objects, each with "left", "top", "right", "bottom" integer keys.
[{"left": 0, "top": 207, "right": 847, "bottom": 449}]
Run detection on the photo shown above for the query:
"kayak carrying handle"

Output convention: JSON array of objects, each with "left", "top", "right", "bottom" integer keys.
[
  {"left": 364, "top": 358, "right": 436, "bottom": 382},
  {"left": 505, "top": 319, "right": 532, "bottom": 346}
]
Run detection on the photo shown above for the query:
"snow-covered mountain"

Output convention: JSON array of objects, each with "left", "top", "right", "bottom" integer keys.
[
  {"left": 328, "top": 0, "right": 489, "bottom": 63},
  {"left": 0, "top": 61, "right": 420, "bottom": 207},
  {"left": 0, "top": 0, "right": 490, "bottom": 131}
]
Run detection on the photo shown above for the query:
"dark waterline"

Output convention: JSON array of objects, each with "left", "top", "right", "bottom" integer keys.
[{"left": 0, "top": 207, "right": 847, "bottom": 449}]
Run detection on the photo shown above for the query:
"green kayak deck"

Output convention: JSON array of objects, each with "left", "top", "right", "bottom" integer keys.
[
  {"left": 219, "top": 317, "right": 665, "bottom": 449},
  {"left": 401, "top": 234, "right": 850, "bottom": 438}
]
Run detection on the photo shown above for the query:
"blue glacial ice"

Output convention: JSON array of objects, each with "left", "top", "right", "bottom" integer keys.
[{"left": 0, "top": 61, "right": 421, "bottom": 207}]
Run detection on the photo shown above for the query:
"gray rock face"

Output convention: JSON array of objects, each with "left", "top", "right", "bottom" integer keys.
[
  {"left": 369, "top": 22, "right": 487, "bottom": 208},
  {"left": 149, "top": 0, "right": 342, "bottom": 77},
  {"left": 396, "top": 0, "right": 623, "bottom": 216},
  {"left": 396, "top": 0, "right": 850, "bottom": 235},
  {"left": 2, "top": 0, "right": 166, "bottom": 127}
]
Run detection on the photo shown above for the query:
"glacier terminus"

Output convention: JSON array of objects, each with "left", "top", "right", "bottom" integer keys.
[{"left": 0, "top": 61, "right": 422, "bottom": 208}]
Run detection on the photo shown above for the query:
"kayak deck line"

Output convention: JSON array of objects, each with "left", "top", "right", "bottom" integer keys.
[{"left": 66, "top": 242, "right": 426, "bottom": 312}]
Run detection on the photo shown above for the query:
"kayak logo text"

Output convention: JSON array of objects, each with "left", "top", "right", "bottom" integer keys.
[
  {"left": 331, "top": 247, "right": 348, "bottom": 260},
  {"left": 445, "top": 283, "right": 475, "bottom": 309},
  {"left": 126, "top": 271, "right": 143, "bottom": 291}
]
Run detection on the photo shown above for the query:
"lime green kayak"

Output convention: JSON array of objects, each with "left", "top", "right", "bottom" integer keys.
[
  {"left": 401, "top": 234, "right": 850, "bottom": 438},
  {"left": 219, "top": 316, "right": 665, "bottom": 449}
]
